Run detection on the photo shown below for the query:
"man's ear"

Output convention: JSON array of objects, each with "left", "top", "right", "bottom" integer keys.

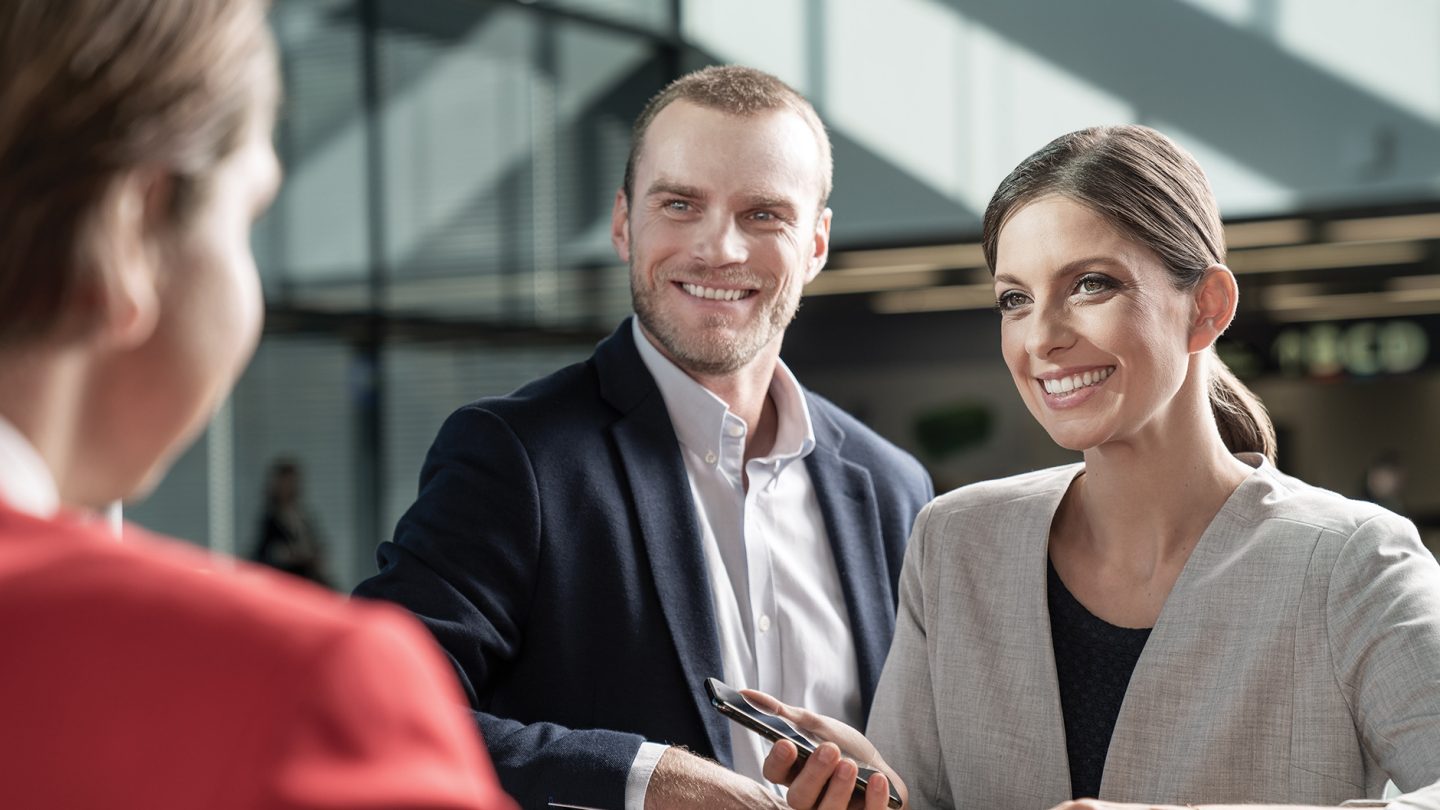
[
  {"left": 1188, "top": 264, "right": 1238, "bottom": 354},
  {"left": 88, "top": 169, "right": 170, "bottom": 350},
  {"left": 610, "top": 188, "right": 632, "bottom": 263},
  {"left": 804, "top": 206, "right": 833, "bottom": 285}
]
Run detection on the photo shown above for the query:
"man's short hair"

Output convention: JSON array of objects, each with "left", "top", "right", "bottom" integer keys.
[{"left": 622, "top": 65, "right": 833, "bottom": 209}]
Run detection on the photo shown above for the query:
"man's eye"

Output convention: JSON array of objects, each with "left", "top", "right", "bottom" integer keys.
[{"left": 665, "top": 200, "right": 691, "bottom": 212}]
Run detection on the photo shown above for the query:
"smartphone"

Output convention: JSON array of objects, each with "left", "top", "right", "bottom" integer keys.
[{"left": 704, "top": 677, "right": 902, "bottom": 808}]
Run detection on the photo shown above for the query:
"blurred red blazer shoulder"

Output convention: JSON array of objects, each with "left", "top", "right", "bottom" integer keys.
[{"left": 0, "top": 503, "right": 516, "bottom": 810}]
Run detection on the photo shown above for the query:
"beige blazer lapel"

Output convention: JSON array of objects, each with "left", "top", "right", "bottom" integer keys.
[
  {"left": 929, "top": 467, "right": 1079, "bottom": 808},
  {"left": 1100, "top": 462, "right": 1314, "bottom": 804}
]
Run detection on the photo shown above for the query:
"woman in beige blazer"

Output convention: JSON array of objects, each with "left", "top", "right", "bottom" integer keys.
[{"left": 755, "top": 125, "right": 1440, "bottom": 810}]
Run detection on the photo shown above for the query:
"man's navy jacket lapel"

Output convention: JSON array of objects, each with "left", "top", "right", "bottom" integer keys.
[
  {"left": 804, "top": 403, "right": 894, "bottom": 720},
  {"left": 595, "top": 322, "right": 733, "bottom": 766}
]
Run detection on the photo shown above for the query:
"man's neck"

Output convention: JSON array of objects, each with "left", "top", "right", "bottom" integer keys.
[
  {"left": 634, "top": 321, "right": 784, "bottom": 460},
  {"left": 685, "top": 362, "right": 774, "bottom": 437},
  {"left": 685, "top": 360, "right": 783, "bottom": 482}
]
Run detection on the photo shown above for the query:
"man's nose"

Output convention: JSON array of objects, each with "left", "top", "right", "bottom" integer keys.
[{"left": 692, "top": 213, "right": 748, "bottom": 268}]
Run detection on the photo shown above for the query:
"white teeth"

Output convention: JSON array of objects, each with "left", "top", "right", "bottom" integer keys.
[
  {"left": 1042, "top": 366, "right": 1113, "bottom": 395},
  {"left": 682, "top": 282, "right": 751, "bottom": 302}
]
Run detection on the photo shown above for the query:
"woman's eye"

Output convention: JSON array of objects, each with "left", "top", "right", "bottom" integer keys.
[
  {"left": 995, "top": 291, "right": 1030, "bottom": 311},
  {"left": 1077, "top": 274, "right": 1116, "bottom": 295}
]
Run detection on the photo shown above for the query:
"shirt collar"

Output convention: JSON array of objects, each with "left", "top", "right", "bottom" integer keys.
[
  {"left": 767, "top": 360, "right": 816, "bottom": 461},
  {"left": 632, "top": 318, "right": 815, "bottom": 464},
  {"left": 0, "top": 413, "right": 60, "bottom": 519}
]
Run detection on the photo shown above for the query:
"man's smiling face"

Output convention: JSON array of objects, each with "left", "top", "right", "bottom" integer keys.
[{"left": 613, "top": 100, "right": 831, "bottom": 377}]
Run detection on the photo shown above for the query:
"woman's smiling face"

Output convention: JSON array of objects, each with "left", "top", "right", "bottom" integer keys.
[{"left": 993, "top": 194, "right": 1199, "bottom": 453}]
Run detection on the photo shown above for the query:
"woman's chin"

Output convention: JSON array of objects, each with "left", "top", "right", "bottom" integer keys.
[{"left": 1042, "top": 427, "right": 1105, "bottom": 455}]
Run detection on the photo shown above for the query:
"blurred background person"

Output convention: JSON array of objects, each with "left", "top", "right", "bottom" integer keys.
[
  {"left": 0, "top": 1, "right": 512, "bottom": 807},
  {"left": 255, "top": 457, "right": 332, "bottom": 586}
]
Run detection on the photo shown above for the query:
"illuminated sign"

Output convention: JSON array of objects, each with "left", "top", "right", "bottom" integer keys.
[{"left": 1271, "top": 320, "right": 1430, "bottom": 378}]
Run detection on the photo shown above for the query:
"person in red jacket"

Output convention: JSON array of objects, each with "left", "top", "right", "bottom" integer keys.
[{"left": 0, "top": 2, "right": 515, "bottom": 808}]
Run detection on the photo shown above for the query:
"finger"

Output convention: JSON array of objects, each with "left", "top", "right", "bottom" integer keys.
[
  {"left": 742, "top": 688, "right": 782, "bottom": 714},
  {"left": 865, "top": 772, "right": 892, "bottom": 810},
  {"left": 744, "top": 687, "right": 826, "bottom": 733},
  {"left": 763, "top": 738, "right": 801, "bottom": 785},
  {"left": 784, "top": 742, "right": 841, "bottom": 808},
  {"left": 816, "top": 757, "right": 858, "bottom": 810}
]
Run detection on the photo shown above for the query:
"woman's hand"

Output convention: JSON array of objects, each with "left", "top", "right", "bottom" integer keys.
[{"left": 746, "top": 689, "right": 907, "bottom": 810}]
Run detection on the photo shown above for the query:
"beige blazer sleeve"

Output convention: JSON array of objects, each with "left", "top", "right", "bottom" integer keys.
[{"left": 1328, "top": 510, "right": 1440, "bottom": 807}]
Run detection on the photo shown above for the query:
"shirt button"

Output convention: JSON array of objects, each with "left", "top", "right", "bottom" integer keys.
[
  {"left": 758, "top": 614, "right": 772, "bottom": 633},
  {"left": 704, "top": 451, "right": 717, "bottom": 465},
  {"left": 726, "top": 423, "right": 745, "bottom": 438}
]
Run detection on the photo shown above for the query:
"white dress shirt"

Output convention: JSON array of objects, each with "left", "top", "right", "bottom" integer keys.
[
  {"left": 0, "top": 414, "right": 59, "bottom": 519},
  {"left": 625, "top": 319, "right": 862, "bottom": 806}
]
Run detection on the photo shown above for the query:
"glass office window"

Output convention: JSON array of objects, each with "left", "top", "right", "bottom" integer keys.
[
  {"left": 543, "top": 0, "right": 674, "bottom": 34},
  {"left": 266, "top": 0, "right": 371, "bottom": 309},
  {"left": 376, "top": 0, "right": 660, "bottom": 327}
]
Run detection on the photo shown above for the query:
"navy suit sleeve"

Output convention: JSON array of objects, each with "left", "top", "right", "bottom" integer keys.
[{"left": 353, "top": 405, "right": 644, "bottom": 810}]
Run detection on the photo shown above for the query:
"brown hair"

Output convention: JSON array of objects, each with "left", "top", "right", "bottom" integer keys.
[
  {"left": 0, "top": 0, "right": 276, "bottom": 345},
  {"left": 622, "top": 65, "right": 833, "bottom": 207},
  {"left": 981, "top": 125, "right": 1277, "bottom": 463}
]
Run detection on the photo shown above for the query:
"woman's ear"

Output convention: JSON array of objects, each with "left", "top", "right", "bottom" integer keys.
[
  {"left": 1188, "top": 264, "right": 1238, "bottom": 354},
  {"left": 87, "top": 169, "right": 172, "bottom": 350}
]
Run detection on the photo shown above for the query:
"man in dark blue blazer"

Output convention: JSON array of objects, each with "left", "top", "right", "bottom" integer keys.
[{"left": 355, "top": 65, "right": 932, "bottom": 810}]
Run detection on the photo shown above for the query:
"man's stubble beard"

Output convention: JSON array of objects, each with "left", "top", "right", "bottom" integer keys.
[{"left": 631, "top": 261, "right": 804, "bottom": 377}]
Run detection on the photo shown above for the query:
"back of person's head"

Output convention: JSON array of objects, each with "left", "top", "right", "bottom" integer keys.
[
  {"left": 980, "top": 124, "right": 1277, "bottom": 464},
  {"left": 622, "top": 65, "right": 833, "bottom": 207},
  {"left": 0, "top": 0, "right": 276, "bottom": 346}
]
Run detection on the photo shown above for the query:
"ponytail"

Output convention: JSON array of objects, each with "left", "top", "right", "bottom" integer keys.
[{"left": 1207, "top": 349, "right": 1276, "bottom": 464}]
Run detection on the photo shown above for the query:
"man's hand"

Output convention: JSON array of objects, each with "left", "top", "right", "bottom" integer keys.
[
  {"left": 643, "top": 746, "right": 787, "bottom": 810},
  {"left": 747, "top": 690, "right": 907, "bottom": 810}
]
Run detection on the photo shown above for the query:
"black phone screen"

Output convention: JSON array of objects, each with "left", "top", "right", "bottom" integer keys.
[{"left": 703, "top": 677, "right": 902, "bottom": 808}]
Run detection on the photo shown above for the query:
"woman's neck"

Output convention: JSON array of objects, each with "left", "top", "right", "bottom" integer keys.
[
  {"left": 1071, "top": 416, "right": 1254, "bottom": 578},
  {"left": 0, "top": 346, "right": 100, "bottom": 511}
]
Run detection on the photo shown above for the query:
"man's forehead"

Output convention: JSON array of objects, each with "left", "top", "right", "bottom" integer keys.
[
  {"left": 644, "top": 99, "right": 815, "bottom": 145},
  {"left": 635, "top": 102, "right": 827, "bottom": 203}
]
